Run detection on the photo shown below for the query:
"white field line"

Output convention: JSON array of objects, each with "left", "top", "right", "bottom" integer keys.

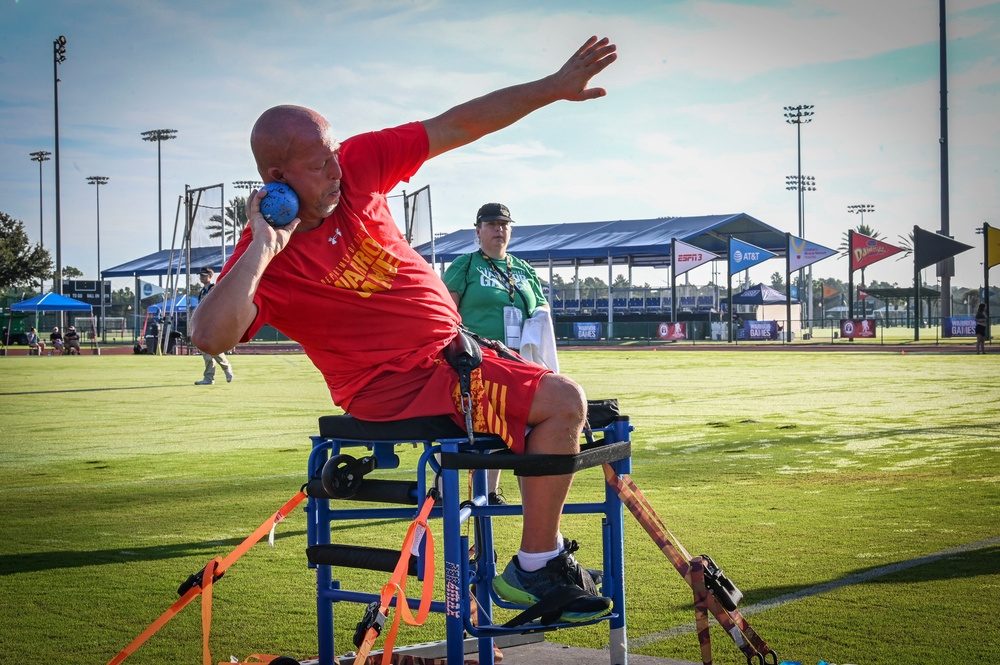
[{"left": 627, "top": 535, "right": 1000, "bottom": 649}]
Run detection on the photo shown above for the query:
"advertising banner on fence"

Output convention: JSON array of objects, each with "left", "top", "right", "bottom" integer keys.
[
  {"left": 840, "top": 319, "right": 877, "bottom": 339},
  {"left": 736, "top": 320, "right": 778, "bottom": 341},
  {"left": 943, "top": 316, "right": 977, "bottom": 338},
  {"left": 657, "top": 322, "right": 687, "bottom": 340},
  {"left": 573, "top": 322, "right": 602, "bottom": 340}
]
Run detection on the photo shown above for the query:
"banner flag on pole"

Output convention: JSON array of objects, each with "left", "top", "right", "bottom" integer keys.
[
  {"left": 788, "top": 235, "right": 837, "bottom": 272},
  {"left": 850, "top": 233, "right": 903, "bottom": 272},
  {"left": 822, "top": 284, "right": 839, "bottom": 299},
  {"left": 728, "top": 238, "right": 776, "bottom": 276},
  {"left": 913, "top": 226, "right": 974, "bottom": 271},
  {"left": 672, "top": 239, "right": 718, "bottom": 277},
  {"left": 857, "top": 286, "right": 869, "bottom": 300},
  {"left": 139, "top": 280, "right": 165, "bottom": 299},
  {"left": 985, "top": 223, "right": 1000, "bottom": 270}
]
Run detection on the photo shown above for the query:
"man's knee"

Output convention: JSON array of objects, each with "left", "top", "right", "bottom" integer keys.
[{"left": 534, "top": 373, "right": 587, "bottom": 426}]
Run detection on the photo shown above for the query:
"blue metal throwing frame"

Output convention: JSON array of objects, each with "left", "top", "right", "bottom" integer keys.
[{"left": 305, "top": 416, "right": 633, "bottom": 665}]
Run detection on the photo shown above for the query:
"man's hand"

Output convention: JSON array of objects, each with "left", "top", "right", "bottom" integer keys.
[
  {"left": 245, "top": 188, "right": 301, "bottom": 256},
  {"left": 550, "top": 36, "right": 618, "bottom": 103}
]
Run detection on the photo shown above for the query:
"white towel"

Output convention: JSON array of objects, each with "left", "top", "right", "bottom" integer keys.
[{"left": 519, "top": 309, "right": 559, "bottom": 373}]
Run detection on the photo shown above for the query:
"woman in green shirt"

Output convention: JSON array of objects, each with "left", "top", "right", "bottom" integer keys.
[
  {"left": 443, "top": 202, "right": 551, "bottom": 505},
  {"left": 443, "top": 202, "right": 548, "bottom": 348}
]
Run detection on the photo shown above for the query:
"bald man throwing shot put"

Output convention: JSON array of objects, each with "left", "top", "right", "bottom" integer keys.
[{"left": 191, "top": 36, "right": 617, "bottom": 622}]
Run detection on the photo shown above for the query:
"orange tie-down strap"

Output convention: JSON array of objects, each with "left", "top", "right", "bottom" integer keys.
[
  {"left": 106, "top": 490, "right": 308, "bottom": 665},
  {"left": 601, "top": 464, "right": 778, "bottom": 665},
  {"left": 352, "top": 493, "right": 439, "bottom": 665}
]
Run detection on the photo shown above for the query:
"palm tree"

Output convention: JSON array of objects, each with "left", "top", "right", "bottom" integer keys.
[
  {"left": 896, "top": 231, "right": 914, "bottom": 259},
  {"left": 207, "top": 197, "right": 249, "bottom": 245},
  {"left": 838, "top": 223, "right": 882, "bottom": 258}
]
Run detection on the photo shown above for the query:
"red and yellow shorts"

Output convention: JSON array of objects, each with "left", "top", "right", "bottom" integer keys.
[{"left": 347, "top": 347, "right": 550, "bottom": 454}]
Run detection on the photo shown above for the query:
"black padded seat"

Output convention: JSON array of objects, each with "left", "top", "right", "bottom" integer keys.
[{"left": 319, "top": 414, "right": 473, "bottom": 441}]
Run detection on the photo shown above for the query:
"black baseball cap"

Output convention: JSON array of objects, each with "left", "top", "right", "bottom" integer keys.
[
  {"left": 476, "top": 202, "right": 514, "bottom": 225},
  {"left": 198, "top": 267, "right": 214, "bottom": 276}
]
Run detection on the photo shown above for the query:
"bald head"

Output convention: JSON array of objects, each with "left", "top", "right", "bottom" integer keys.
[
  {"left": 250, "top": 105, "right": 332, "bottom": 177},
  {"left": 249, "top": 105, "right": 344, "bottom": 227}
]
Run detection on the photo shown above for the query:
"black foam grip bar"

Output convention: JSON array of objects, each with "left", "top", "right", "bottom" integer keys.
[
  {"left": 439, "top": 440, "right": 631, "bottom": 477},
  {"left": 306, "top": 477, "right": 419, "bottom": 505},
  {"left": 306, "top": 544, "right": 419, "bottom": 576}
]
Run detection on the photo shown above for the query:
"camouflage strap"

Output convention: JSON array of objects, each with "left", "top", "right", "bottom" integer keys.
[{"left": 601, "top": 464, "right": 777, "bottom": 665}]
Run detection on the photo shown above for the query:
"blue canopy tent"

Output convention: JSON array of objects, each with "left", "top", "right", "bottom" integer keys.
[
  {"left": 147, "top": 295, "right": 199, "bottom": 316},
  {"left": 731, "top": 284, "right": 798, "bottom": 305},
  {"left": 6, "top": 293, "right": 96, "bottom": 351},
  {"left": 416, "top": 213, "right": 788, "bottom": 336},
  {"left": 11, "top": 292, "right": 95, "bottom": 312},
  {"left": 416, "top": 213, "right": 787, "bottom": 268},
  {"left": 731, "top": 283, "right": 801, "bottom": 341},
  {"left": 101, "top": 245, "right": 233, "bottom": 344},
  {"left": 102, "top": 246, "right": 234, "bottom": 279}
]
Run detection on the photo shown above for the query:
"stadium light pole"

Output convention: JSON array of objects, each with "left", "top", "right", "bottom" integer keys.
[
  {"left": 784, "top": 104, "right": 814, "bottom": 336},
  {"left": 847, "top": 204, "right": 876, "bottom": 318},
  {"left": 29, "top": 150, "right": 52, "bottom": 292},
  {"left": 787, "top": 174, "right": 817, "bottom": 338},
  {"left": 141, "top": 128, "right": 178, "bottom": 258},
  {"left": 53, "top": 35, "right": 67, "bottom": 296},
  {"left": 232, "top": 180, "right": 263, "bottom": 191},
  {"left": 847, "top": 203, "right": 875, "bottom": 225},
  {"left": 87, "top": 176, "right": 109, "bottom": 341}
]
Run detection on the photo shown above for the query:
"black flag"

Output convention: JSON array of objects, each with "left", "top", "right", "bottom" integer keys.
[{"left": 913, "top": 226, "right": 973, "bottom": 271}]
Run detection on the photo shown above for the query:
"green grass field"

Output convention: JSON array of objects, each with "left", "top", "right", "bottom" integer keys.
[{"left": 1, "top": 350, "right": 997, "bottom": 665}]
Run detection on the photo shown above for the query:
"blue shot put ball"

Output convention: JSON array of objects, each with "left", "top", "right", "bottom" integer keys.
[{"left": 260, "top": 182, "right": 300, "bottom": 227}]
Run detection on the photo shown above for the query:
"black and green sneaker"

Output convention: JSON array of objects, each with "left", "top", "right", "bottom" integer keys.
[{"left": 493, "top": 541, "right": 611, "bottom": 623}]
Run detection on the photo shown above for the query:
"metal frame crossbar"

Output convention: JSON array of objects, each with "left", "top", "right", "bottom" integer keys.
[{"left": 304, "top": 415, "right": 633, "bottom": 665}]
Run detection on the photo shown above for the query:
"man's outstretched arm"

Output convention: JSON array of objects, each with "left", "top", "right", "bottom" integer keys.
[{"left": 423, "top": 36, "right": 617, "bottom": 159}]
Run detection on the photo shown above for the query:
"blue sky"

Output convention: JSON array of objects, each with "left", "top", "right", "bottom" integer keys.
[{"left": 1, "top": 0, "right": 997, "bottom": 294}]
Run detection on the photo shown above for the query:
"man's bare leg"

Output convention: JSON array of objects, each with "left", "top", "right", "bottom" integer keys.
[{"left": 519, "top": 373, "right": 586, "bottom": 553}]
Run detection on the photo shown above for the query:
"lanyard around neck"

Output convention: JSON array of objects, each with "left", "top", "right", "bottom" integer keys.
[{"left": 480, "top": 251, "right": 516, "bottom": 305}]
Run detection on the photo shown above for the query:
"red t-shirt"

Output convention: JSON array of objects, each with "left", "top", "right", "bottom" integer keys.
[{"left": 221, "top": 122, "right": 461, "bottom": 411}]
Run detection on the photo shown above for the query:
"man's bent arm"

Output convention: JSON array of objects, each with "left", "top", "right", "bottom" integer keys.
[
  {"left": 190, "top": 192, "right": 298, "bottom": 355},
  {"left": 423, "top": 36, "right": 616, "bottom": 159}
]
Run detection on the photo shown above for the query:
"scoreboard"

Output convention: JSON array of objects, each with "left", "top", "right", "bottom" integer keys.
[{"left": 62, "top": 280, "right": 111, "bottom": 307}]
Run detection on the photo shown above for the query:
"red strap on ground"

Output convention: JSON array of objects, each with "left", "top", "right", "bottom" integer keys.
[
  {"left": 106, "top": 490, "right": 307, "bottom": 665},
  {"left": 354, "top": 493, "right": 438, "bottom": 665}
]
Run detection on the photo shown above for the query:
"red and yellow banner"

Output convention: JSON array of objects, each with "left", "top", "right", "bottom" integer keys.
[{"left": 850, "top": 233, "right": 902, "bottom": 272}]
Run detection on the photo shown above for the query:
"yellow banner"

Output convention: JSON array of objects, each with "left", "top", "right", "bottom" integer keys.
[{"left": 988, "top": 224, "right": 1000, "bottom": 269}]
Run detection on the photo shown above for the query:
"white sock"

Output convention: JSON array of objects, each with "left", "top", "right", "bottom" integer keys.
[{"left": 517, "top": 532, "right": 564, "bottom": 572}]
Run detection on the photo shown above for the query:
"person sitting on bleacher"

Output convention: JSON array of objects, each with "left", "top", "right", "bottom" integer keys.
[
  {"left": 50, "top": 327, "right": 65, "bottom": 355},
  {"left": 26, "top": 327, "right": 45, "bottom": 356},
  {"left": 64, "top": 326, "right": 81, "bottom": 355}
]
